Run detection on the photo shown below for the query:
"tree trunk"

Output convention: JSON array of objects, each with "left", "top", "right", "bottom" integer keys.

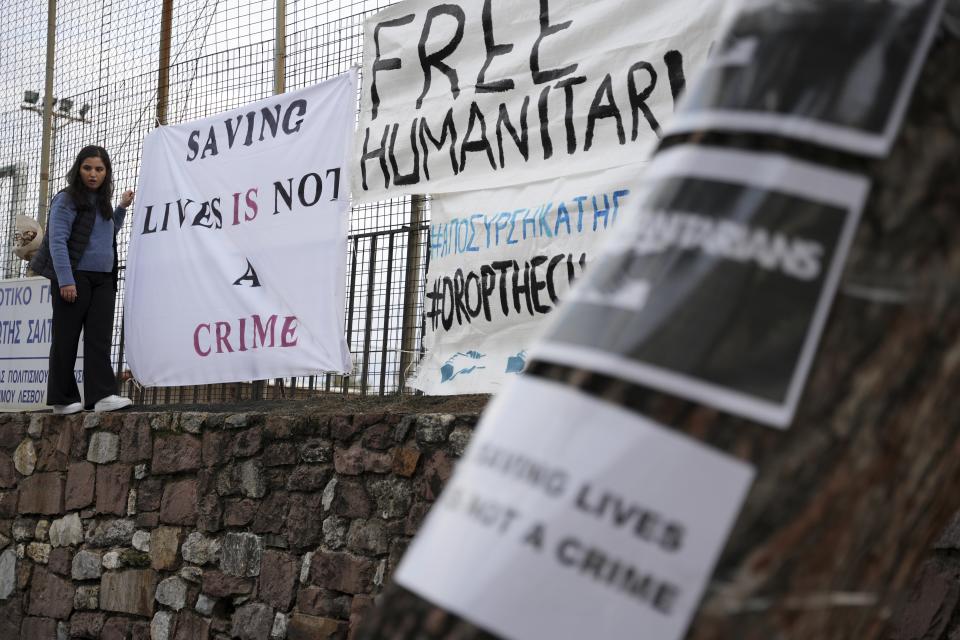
[{"left": 355, "top": 28, "right": 960, "bottom": 640}]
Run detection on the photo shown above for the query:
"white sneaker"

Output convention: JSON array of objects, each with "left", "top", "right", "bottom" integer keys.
[
  {"left": 94, "top": 395, "right": 133, "bottom": 413},
  {"left": 52, "top": 402, "right": 83, "bottom": 415}
]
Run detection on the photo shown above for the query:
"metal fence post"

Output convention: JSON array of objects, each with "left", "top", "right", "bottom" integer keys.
[
  {"left": 397, "top": 195, "right": 425, "bottom": 393},
  {"left": 36, "top": 0, "right": 57, "bottom": 229}
]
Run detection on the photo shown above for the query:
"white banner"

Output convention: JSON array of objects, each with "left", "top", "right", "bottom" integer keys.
[
  {"left": 397, "top": 376, "right": 754, "bottom": 640},
  {"left": 412, "top": 164, "right": 641, "bottom": 394},
  {"left": 124, "top": 71, "right": 356, "bottom": 387},
  {"left": 0, "top": 277, "right": 81, "bottom": 411},
  {"left": 354, "top": 0, "right": 723, "bottom": 202}
]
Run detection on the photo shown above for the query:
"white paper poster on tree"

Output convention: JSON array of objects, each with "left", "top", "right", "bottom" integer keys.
[
  {"left": 354, "top": 0, "right": 724, "bottom": 201},
  {"left": 396, "top": 375, "right": 754, "bottom": 640},
  {"left": 412, "top": 164, "right": 640, "bottom": 395},
  {"left": 124, "top": 70, "right": 356, "bottom": 387}
]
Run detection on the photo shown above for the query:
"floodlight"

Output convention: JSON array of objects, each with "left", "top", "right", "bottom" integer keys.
[
  {"left": 22, "top": 91, "right": 39, "bottom": 104},
  {"left": 59, "top": 98, "right": 73, "bottom": 112}
]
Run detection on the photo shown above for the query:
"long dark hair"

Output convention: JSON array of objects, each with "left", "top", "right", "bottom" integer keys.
[{"left": 65, "top": 145, "right": 114, "bottom": 220}]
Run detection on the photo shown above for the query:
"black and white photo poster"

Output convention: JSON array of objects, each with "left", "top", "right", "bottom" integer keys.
[
  {"left": 395, "top": 376, "right": 754, "bottom": 640},
  {"left": 666, "top": 0, "right": 946, "bottom": 156},
  {"left": 533, "top": 146, "right": 869, "bottom": 428}
]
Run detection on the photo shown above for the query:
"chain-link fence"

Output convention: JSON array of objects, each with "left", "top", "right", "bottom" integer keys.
[{"left": 0, "top": 0, "right": 429, "bottom": 404}]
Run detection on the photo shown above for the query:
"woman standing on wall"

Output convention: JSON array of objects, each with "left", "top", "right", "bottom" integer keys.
[{"left": 30, "top": 145, "right": 135, "bottom": 414}]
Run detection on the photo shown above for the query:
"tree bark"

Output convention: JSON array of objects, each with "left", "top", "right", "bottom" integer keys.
[{"left": 355, "top": 30, "right": 960, "bottom": 640}]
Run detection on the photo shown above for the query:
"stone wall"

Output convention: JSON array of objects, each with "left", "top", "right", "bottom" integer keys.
[{"left": 0, "top": 408, "right": 477, "bottom": 640}]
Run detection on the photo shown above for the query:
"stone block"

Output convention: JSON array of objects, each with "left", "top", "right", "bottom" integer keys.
[
  {"left": 197, "top": 493, "right": 222, "bottom": 533},
  {"left": 48, "top": 513, "right": 83, "bottom": 548},
  {"left": 201, "top": 431, "right": 231, "bottom": 467},
  {"left": 329, "top": 416, "right": 359, "bottom": 442},
  {"left": 132, "top": 530, "right": 151, "bottom": 552},
  {"left": 160, "top": 479, "right": 198, "bottom": 526},
  {"left": 152, "top": 435, "right": 202, "bottom": 474},
  {"left": 0, "top": 547, "right": 16, "bottom": 599},
  {"left": 286, "top": 613, "right": 342, "bottom": 640},
  {"left": 21, "top": 616, "right": 58, "bottom": 640},
  {"left": 391, "top": 446, "right": 420, "bottom": 477},
  {"left": 286, "top": 465, "right": 332, "bottom": 492},
  {"left": 181, "top": 531, "right": 220, "bottom": 566},
  {"left": 18, "top": 473, "right": 64, "bottom": 515},
  {"left": 220, "top": 532, "right": 262, "bottom": 577},
  {"left": 416, "top": 449, "right": 454, "bottom": 501},
  {"left": 74, "top": 584, "right": 99, "bottom": 609},
  {"left": 85, "top": 519, "right": 134, "bottom": 548},
  {"left": 285, "top": 493, "right": 324, "bottom": 549},
  {"left": 137, "top": 477, "right": 164, "bottom": 512},
  {"left": 151, "top": 611, "right": 173, "bottom": 640},
  {"left": 270, "top": 613, "right": 287, "bottom": 640},
  {"left": 13, "top": 517, "right": 35, "bottom": 541},
  {"left": 70, "top": 611, "right": 106, "bottom": 638},
  {"left": 0, "top": 452, "right": 15, "bottom": 489},
  {"left": 346, "top": 519, "right": 390, "bottom": 555},
  {"left": 171, "top": 413, "right": 202, "bottom": 435},
  {"left": 229, "top": 427, "right": 263, "bottom": 458},
  {"left": 95, "top": 464, "right": 132, "bottom": 516},
  {"left": 231, "top": 602, "right": 274, "bottom": 640},
  {"left": 224, "top": 414, "right": 251, "bottom": 430},
  {"left": 155, "top": 576, "right": 188, "bottom": 610},
  {"left": 0, "top": 416, "right": 28, "bottom": 450},
  {"left": 251, "top": 493, "right": 288, "bottom": 535},
  {"left": 360, "top": 422, "right": 393, "bottom": 451},
  {"left": 27, "top": 567, "right": 74, "bottom": 619},
  {"left": 14, "top": 439, "right": 37, "bottom": 476},
  {"left": 367, "top": 477, "right": 413, "bottom": 519},
  {"left": 150, "top": 526, "right": 181, "bottom": 570},
  {"left": 47, "top": 547, "right": 71, "bottom": 576},
  {"left": 64, "top": 462, "right": 95, "bottom": 511},
  {"left": 72, "top": 550, "right": 102, "bottom": 580},
  {"left": 0, "top": 491, "right": 17, "bottom": 518},
  {"left": 86, "top": 432, "right": 119, "bottom": 464},
  {"left": 298, "top": 438, "right": 333, "bottom": 463},
  {"left": 308, "top": 552, "right": 376, "bottom": 594},
  {"left": 26, "top": 542, "right": 51, "bottom": 564},
  {"left": 263, "top": 442, "right": 297, "bottom": 467},
  {"left": 415, "top": 414, "right": 455, "bottom": 443},
  {"left": 296, "top": 586, "right": 351, "bottom": 618},
  {"left": 0, "top": 601, "right": 20, "bottom": 640},
  {"left": 201, "top": 570, "right": 252, "bottom": 598},
  {"left": 36, "top": 420, "right": 82, "bottom": 472},
  {"left": 100, "top": 569, "right": 157, "bottom": 617},
  {"left": 173, "top": 610, "right": 210, "bottom": 640},
  {"left": 258, "top": 550, "right": 298, "bottom": 610},
  {"left": 322, "top": 516, "right": 349, "bottom": 550},
  {"left": 239, "top": 460, "right": 266, "bottom": 499},
  {"left": 322, "top": 478, "right": 371, "bottom": 519},
  {"left": 224, "top": 498, "right": 258, "bottom": 527},
  {"left": 119, "top": 419, "right": 153, "bottom": 463},
  {"left": 448, "top": 425, "right": 473, "bottom": 456}
]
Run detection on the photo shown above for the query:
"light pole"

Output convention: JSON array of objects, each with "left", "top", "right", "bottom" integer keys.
[{"left": 20, "top": 90, "right": 92, "bottom": 229}]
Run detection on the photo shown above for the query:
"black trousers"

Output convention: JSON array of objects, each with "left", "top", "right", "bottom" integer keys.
[{"left": 48, "top": 271, "right": 118, "bottom": 408}]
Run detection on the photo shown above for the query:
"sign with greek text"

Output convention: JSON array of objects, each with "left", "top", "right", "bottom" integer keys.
[
  {"left": 354, "top": 0, "right": 723, "bottom": 202},
  {"left": 412, "top": 165, "right": 639, "bottom": 394},
  {"left": 396, "top": 375, "right": 754, "bottom": 640},
  {"left": 533, "top": 146, "right": 869, "bottom": 428},
  {"left": 124, "top": 71, "right": 356, "bottom": 386},
  {"left": 667, "top": 0, "right": 946, "bottom": 156},
  {"left": 0, "top": 277, "right": 81, "bottom": 411}
]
